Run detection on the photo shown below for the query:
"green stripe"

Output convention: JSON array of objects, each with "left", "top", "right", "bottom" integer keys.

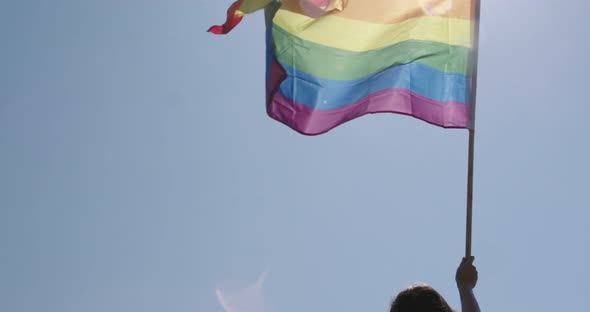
[{"left": 272, "top": 24, "right": 470, "bottom": 81}]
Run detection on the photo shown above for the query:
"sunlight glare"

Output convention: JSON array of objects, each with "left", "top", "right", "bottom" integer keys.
[
  {"left": 216, "top": 271, "right": 270, "bottom": 312},
  {"left": 420, "top": 0, "right": 453, "bottom": 16}
]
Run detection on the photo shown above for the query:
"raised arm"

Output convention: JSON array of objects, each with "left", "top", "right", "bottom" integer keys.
[{"left": 455, "top": 256, "right": 481, "bottom": 312}]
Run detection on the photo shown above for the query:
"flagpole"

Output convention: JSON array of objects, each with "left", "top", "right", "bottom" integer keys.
[
  {"left": 465, "top": 0, "right": 481, "bottom": 258},
  {"left": 465, "top": 129, "right": 475, "bottom": 257}
]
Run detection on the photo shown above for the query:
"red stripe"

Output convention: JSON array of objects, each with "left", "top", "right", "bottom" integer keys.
[{"left": 208, "top": 0, "right": 245, "bottom": 35}]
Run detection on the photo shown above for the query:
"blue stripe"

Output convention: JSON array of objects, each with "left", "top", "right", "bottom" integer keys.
[{"left": 277, "top": 61, "right": 469, "bottom": 110}]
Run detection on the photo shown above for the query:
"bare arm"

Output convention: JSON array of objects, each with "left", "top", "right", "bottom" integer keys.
[{"left": 456, "top": 257, "right": 481, "bottom": 312}]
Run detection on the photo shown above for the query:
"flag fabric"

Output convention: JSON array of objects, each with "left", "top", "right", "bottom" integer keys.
[{"left": 210, "top": 0, "right": 477, "bottom": 135}]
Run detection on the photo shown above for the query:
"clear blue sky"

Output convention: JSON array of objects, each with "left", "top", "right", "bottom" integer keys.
[{"left": 1, "top": 1, "right": 589, "bottom": 311}]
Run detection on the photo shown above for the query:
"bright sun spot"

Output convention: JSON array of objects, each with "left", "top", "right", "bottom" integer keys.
[
  {"left": 420, "top": 0, "right": 453, "bottom": 16},
  {"left": 216, "top": 271, "right": 270, "bottom": 312}
]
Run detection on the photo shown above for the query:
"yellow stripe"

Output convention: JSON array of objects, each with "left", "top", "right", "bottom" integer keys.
[{"left": 273, "top": 9, "right": 473, "bottom": 52}]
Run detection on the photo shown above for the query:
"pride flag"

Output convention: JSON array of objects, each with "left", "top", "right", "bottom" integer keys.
[{"left": 210, "top": 0, "right": 478, "bottom": 135}]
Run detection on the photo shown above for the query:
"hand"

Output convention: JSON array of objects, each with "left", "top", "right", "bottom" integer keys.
[{"left": 456, "top": 256, "right": 478, "bottom": 290}]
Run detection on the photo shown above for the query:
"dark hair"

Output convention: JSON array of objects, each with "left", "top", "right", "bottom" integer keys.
[{"left": 390, "top": 284, "right": 454, "bottom": 312}]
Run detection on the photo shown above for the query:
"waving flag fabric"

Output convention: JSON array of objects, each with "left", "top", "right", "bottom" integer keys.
[{"left": 210, "top": 0, "right": 477, "bottom": 135}]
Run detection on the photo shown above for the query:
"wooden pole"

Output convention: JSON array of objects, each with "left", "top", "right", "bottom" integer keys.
[
  {"left": 465, "top": 129, "right": 475, "bottom": 257},
  {"left": 465, "top": 0, "right": 481, "bottom": 258}
]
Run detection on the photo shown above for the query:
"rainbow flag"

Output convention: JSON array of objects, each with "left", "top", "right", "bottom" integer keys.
[{"left": 210, "top": 0, "right": 478, "bottom": 135}]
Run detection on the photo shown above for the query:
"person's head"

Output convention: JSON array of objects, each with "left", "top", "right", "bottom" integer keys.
[{"left": 390, "top": 284, "right": 454, "bottom": 312}]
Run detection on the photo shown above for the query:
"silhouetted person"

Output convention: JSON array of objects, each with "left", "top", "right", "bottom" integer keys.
[{"left": 390, "top": 257, "right": 480, "bottom": 312}]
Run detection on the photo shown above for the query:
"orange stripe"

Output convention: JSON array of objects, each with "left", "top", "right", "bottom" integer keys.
[{"left": 280, "top": 0, "right": 473, "bottom": 23}]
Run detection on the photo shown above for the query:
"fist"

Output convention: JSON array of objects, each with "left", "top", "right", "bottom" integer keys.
[{"left": 456, "top": 256, "right": 478, "bottom": 290}]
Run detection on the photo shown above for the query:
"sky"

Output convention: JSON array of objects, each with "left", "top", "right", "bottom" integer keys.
[{"left": 1, "top": 0, "right": 589, "bottom": 311}]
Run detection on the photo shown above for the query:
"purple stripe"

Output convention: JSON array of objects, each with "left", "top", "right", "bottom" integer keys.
[{"left": 267, "top": 88, "right": 471, "bottom": 135}]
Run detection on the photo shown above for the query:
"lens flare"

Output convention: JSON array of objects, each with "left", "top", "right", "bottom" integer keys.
[
  {"left": 216, "top": 271, "right": 270, "bottom": 312},
  {"left": 420, "top": 0, "right": 453, "bottom": 16}
]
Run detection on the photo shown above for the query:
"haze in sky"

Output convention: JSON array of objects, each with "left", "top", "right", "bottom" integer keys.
[{"left": 1, "top": 1, "right": 589, "bottom": 312}]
